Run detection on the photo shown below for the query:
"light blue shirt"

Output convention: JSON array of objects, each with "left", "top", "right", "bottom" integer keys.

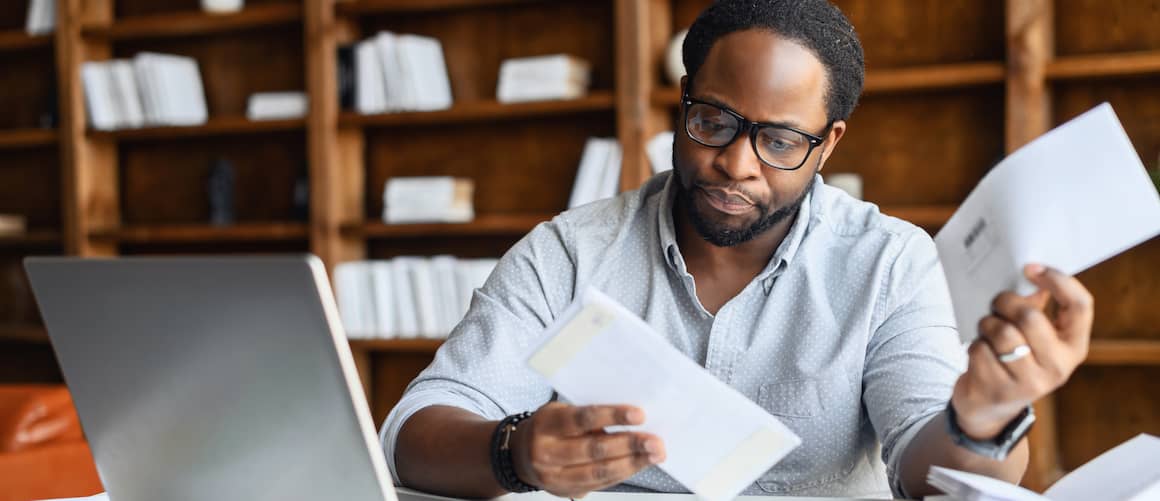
[{"left": 381, "top": 171, "right": 966, "bottom": 499}]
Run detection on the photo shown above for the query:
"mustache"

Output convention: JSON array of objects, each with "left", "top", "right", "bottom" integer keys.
[{"left": 690, "top": 180, "right": 761, "bottom": 205}]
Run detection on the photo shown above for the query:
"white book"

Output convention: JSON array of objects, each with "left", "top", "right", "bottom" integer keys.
[
  {"left": 497, "top": 54, "right": 590, "bottom": 103},
  {"left": 597, "top": 140, "right": 623, "bottom": 200},
  {"left": 390, "top": 258, "right": 420, "bottom": 338},
  {"left": 395, "top": 35, "right": 425, "bottom": 111},
  {"left": 383, "top": 177, "right": 474, "bottom": 224},
  {"left": 110, "top": 60, "right": 145, "bottom": 128},
  {"left": 374, "top": 32, "right": 408, "bottom": 112},
  {"left": 246, "top": 91, "right": 308, "bottom": 121},
  {"left": 25, "top": 0, "right": 55, "bottom": 35},
  {"left": 169, "top": 54, "right": 208, "bottom": 126},
  {"left": 370, "top": 261, "right": 396, "bottom": 338},
  {"left": 568, "top": 138, "right": 612, "bottom": 208},
  {"left": 409, "top": 259, "right": 440, "bottom": 338},
  {"left": 356, "top": 39, "right": 386, "bottom": 114},
  {"left": 131, "top": 55, "right": 159, "bottom": 125},
  {"left": 80, "top": 62, "right": 118, "bottom": 131},
  {"left": 419, "top": 35, "right": 453, "bottom": 110},
  {"left": 927, "top": 434, "right": 1160, "bottom": 501},
  {"left": 429, "top": 255, "right": 461, "bottom": 334},
  {"left": 647, "top": 131, "right": 675, "bottom": 174},
  {"left": 334, "top": 262, "right": 373, "bottom": 338}
]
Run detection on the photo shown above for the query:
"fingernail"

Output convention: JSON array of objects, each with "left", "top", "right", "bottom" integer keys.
[
  {"left": 649, "top": 452, "right": 665, "bottom": 464},
  {"left": 627, "top": 409, "right": 645, "bottom": 424},
  {"left": 1026, "top": 263, "right": 1045, "bottom": 276},
  {"left": 644, "top": 439, "right": 660, "bottom": 453}
]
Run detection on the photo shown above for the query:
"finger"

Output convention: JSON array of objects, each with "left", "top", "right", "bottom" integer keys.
[
  {"left": 965, "top": 339, "right": 1015, "bottom": 399},
  {"left": 1024, "top": 264, "right": 1094, "bottom": 348},
  {"left": 546, "top": 432, "right": 664, "bottom": 466},
  {"left": 550, "top": 451, "right": 661, "bottom": 495},
  {"left": 987, "top": 292, "right": 1066, "bottom": 368},
  {"left": 977, "top": 315, "right": 1038, "bottom": 380},
  {"left": 540, "top": 404, "right": 646, "bottom": 437}
]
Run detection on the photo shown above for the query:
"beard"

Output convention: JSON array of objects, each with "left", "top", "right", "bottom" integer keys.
[{"left": 672, "top": 153, "right": 816, "bottom": 248}]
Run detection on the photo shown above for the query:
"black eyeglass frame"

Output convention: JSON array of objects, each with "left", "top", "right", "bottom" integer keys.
[{"left": 681, "top": 94, "right": 831, "bottom": 171}]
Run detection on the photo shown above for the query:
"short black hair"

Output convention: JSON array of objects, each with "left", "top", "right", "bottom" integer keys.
[{"left": 682, "top": 0, "right": 865, "bottom": 123}]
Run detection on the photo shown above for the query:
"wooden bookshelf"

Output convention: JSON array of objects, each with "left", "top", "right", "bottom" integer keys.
[
  {"left": 0, "top": 324, "right": 49, "bottom": 344},
  {"left": 339, "top": 93, "right": 615, "bottom": 128},
  {"left": 0, "top": 230, "right": 62, "bottom": 248},
  {"left": 880, "top": 205, "right": 957, "bottom": 229},
  {"left": 0, "top": 31, "right": 51, "bottom": 52},
  {"left": 1047, "top": 50, "right": 1160, "bottom": 81},
  {"left": 89, "top": 222, "right": 310, "bottom": 244},
  {"left": 335, "top": 0, "right": 544, "bottom": 16},
  {"left": 88, "top": 117, "right": 306, "bottom": 141},
  {"left": 350, "top": 213, "right": 554, "bottom": 239},
  {"left": 81, "top": 3, "right": 303, "bottom": 40},
  {"left": 348, "top": 338, "right": 444, "bottom": 353},
  {"left": 1085, "top": 339, "right": 1160, "bottom": 366},
  {"left": 0, "top": 128, "right": 56, "bottom": 149}
]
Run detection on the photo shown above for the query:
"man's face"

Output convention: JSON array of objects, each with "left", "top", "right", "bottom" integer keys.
[{"left": 673, "top": 29, "right": 845, "bottom": 247}]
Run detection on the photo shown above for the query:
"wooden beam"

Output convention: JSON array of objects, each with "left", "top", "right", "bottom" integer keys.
[{"left": 1047, "top": 50, "right": 1160, "bottom": 81}]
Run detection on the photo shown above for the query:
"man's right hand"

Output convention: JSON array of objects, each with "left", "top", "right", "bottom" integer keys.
[{"left": 510, "top": 402, "right": 666, "bottom": 498}]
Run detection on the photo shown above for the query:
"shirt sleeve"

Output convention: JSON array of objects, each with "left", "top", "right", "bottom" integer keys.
[
  {"left": 863, "top": 228, "right": 967, "bottom": 499},
  {"left": 379, "top": 216, "right": 578, "bottom": 485}
]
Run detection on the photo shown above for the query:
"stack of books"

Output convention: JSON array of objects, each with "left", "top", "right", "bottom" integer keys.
[
  {"left": 245, "top": 91, "right": 308, "bottom": 121},
  {"left": 0, "top": 214, "right": 27, "bottom": 237},
  {"left": 568, "top": 138, "right": 622, "bottom": 209},
  {"left": 496, "top": 54, "right": 591, "bottom": 103},
  {"left": 334, "top": 257, "right": 499, "bottom": 339},
  {"left": 81, "top": 53, "right": 208, "bottom": 130},
  {"left": 25, "top": 0, "right": 55, "bottom": 35},
  {"left": 382, "top": 177, "right": 474, "bottom": 224},
  {"left": 348, "top": 31, "right": 453, "bottom": 114}
]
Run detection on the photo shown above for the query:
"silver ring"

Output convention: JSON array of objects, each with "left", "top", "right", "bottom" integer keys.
[{"left": 997, "top": 344, "right": 1032, "bottom": 363}]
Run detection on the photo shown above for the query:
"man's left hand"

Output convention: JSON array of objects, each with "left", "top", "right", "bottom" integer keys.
[{"left": 951, "top": 263, "right": 1094, "bottom": 440}]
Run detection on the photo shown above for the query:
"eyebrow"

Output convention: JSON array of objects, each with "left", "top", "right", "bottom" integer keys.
[{"left": 694, "top": 93, "right": 807, "bottom": 131}]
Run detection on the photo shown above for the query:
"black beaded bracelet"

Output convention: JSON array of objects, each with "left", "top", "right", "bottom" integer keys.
[{"left": 489, "top": 411, "right": 540, "bottom": 493}]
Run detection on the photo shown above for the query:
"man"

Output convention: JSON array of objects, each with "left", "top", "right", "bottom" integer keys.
[{"left": 381, "top": 1, "right": 1093, "bottom": 499}]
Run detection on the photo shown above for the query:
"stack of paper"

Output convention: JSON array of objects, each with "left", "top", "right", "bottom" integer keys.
[
  {"left": 354, "top": 31, "right": 453, "bottom": 114},
  {"left": 81, "top": 53, "right": 208, "bottom": 131},
  {"left": 382, "top": 177, "right": 474, "bottom": 224},
  {"left": 927, "top": 434, "right": 1160, "bottom": 501},
  {"left": 568, "top": 138, "right": 622, "bottom": 209},
  {"left": 934, "top": 103, "right": 1160, "bottom": 342},
  {"left": 497, "top": 54, "right": 592, "bottom": 103},
  {"left": 334, "top": 257, "right": 497, "bottom": 339},
  {"left": 25, "top": 0, "right": 55, "bottom": 35},
  {"left": 245, "top": 91, "right": 308, "bottom": 121},
  {"left": 527, "top": 288, "right": 801, "bottom": 501}
]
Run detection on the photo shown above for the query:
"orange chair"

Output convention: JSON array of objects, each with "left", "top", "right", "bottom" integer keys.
[{"left": 0, "top": 385, "right": 103, "bottom": 501}]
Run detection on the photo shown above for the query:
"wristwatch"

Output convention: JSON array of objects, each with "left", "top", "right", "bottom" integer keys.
[
  {"left": 945, "top": 401, "right": 1035, "bottom": 461},
  {"left": 490, "top": 411, "right": 540, "bottom": 493}
]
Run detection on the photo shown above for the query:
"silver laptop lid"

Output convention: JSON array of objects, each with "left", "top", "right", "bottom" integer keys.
[{"left": 25, "top": 255, "right": 395, "bottom": 501}]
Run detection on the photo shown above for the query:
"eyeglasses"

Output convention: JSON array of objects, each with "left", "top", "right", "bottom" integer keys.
[{"left": 682, "top": 94, "right": 830, "bottom": 171}]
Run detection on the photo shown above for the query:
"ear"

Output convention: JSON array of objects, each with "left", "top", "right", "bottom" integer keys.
[{"left": 815, "top": 119, "right": 846, "bottom": 173}]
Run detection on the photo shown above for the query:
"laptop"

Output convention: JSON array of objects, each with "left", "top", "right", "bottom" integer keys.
[{"left": 24, "top": 255, "right": 416, "bottom": 501}]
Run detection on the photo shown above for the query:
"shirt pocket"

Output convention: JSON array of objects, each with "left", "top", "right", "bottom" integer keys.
[{"left": 757, "top": 378, "right": 823, "bottom": 418}]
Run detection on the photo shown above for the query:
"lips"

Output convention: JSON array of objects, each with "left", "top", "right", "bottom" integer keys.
[{"left": 698, "top": 187, "right": 756, "bottom": 215}]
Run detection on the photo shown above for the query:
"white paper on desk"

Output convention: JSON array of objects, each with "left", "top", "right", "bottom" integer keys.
[
  {"left": 934, "top": 103, "right": 1160, "bottom": 342},
  {"left": 34, "top": 493, "right": 108, "bottom": 501},
  {"left": 1043, "top": 434, "right": 1160, "bottom": 501},
  {"left": 526, "top": 288, "right": 801, "bottom": 501}
]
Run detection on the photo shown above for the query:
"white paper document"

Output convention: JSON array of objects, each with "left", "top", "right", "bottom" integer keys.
[
  {"left": 934, "top": 103, "right": 1160, "bottom": 341},
  {"left": 526, "top": 288, "right": 801, "bottom": 501}
]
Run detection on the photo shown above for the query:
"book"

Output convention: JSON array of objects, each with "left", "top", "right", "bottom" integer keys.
[
  {"left": 25, "top": 0, "right": 55, "bottom": 35},
  {"left": 382, "top": 177, "right": 474, "bottom": 224},
  {"left": 246, "top": 91, "right": 308, "bottom": 121},
  {"left": 80, "top": 62, "right": 118, "bottom": 131},
  {"left": 647, "top": 131, "right": 675, "bottom": 174},
  {"left": 370, "top": 261, "right": 396, "bottom": 338},
  {"left": 334, "top": 262, "right": 376, "bottom": 338},
  {"left": 390, "top": 258, "right": 420, "bottom": 338},
  {"left": 927, "top": 434, "right": 1160, "bottom": 501},
  {"left": 568, "top": 138, "right": 622, "bottom": 208},
  {"left": 355, "top": 39, "right": 386, "bottom": 114},
  {"left": 348, "top": 31, "right": 453, "bottom": 114},
  {"left": 497, "top": 54, "right": 591, "bottom": 103}
]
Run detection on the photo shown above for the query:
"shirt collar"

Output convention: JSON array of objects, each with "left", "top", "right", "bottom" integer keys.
[{"left": 657, "top": 172, "right": 819, "bottom": 279}]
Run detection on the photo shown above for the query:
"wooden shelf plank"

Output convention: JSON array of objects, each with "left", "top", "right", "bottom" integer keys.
[
  {"left": 352, "top": 212, "right": 555, "bottom": 239},
  {"left": 336, "top": 0, "right": 542, "bottom": 15},
  {"left": 880, "top": 205, "right": 957, "bottom": 229},
  {"left": 0, "top": 230, "right": 63, "bottom": 248},
  {"left": 81, "top": 3, "right": 302, "bottom": 40},
  {"left": 90, "top": 222, "right": 310, "bottom": 244},
  {"left": 0, "top": 31, "right": 52, "bottom": 52},
  {"left": 88, "top": 116, "right": 305, "bottom": 141},
  {"left": 651, "top": 62, "right": 1006, "bottom": 106},
  {"left": 1083, "top": 339, "right": 1160, "bottom": 366},
  {"left": 340, "top": 93, "right": 615, "bottom": 128},
  {"left": 0, "top": 128, "right": 57, "bottom": 150},
  {"left": 349, "top": 338, "right": 444, "bottom": 353},
  {"left": 1047, "top": 50, "right": 1160, "bottom": 81},
  {"left": 0, "top": 324, "right": 49, "bottom": 344}
]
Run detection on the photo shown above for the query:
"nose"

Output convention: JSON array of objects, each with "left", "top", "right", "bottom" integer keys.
[{"left": 712, "top": 128, "right": 764, "bottom": 181}]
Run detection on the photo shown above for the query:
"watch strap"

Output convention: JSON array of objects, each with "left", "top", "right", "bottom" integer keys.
[
  {"left": 946, "top": 401, "right": 1035, "bottom": 461},
  {"left": 490, "top": 411, "right": 540, "bottom": 493}
]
